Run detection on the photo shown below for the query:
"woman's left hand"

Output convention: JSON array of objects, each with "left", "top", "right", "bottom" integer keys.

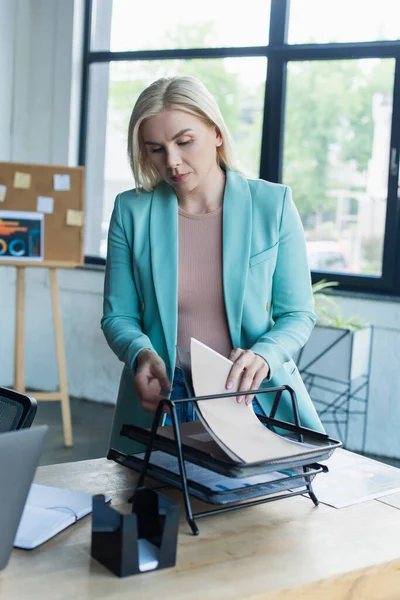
[{"left": 226, "top": 349, "right": 270, "bottom": 405}]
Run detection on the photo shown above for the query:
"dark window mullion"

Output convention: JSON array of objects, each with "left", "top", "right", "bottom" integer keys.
[
  {"left": 272, "top": 40, "right": 400, "bottom": 61},
  {"left": 269, "top": 0, "right": 289, "bottom": 46},
  {"left": 388, "top": 58, "right": 400, "bottom": 293},
  {"left": 259, "top": 0, "right": 289, "bottom": 183},
  {"left": 78, "top": 0, "right": 93, "bottom": 166},
  {"left": 259, "top": 57, "right": 286, "bottom": 183},
  {"left": 87, "top": 46, "right": 270, "bottom": 63},
  {"left": 311, "top": 271, "right": 394, "bottom": 294}
]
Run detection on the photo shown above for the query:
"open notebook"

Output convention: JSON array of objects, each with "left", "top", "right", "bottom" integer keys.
[
  {"left": 14, "top": 484, "right": 110, "bottom": 550},
  {"left": 190, "top": 338, "right": 324, "bottom": 465}
]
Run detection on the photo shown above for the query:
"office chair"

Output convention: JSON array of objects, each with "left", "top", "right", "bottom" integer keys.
[{"left": 0, "top": 387, "right": 37, "bottom": 432}]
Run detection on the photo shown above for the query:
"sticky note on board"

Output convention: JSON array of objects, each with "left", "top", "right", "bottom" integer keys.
[
  {"left": 53, "top": 174, "right": 70, "bottom": 191},
  {"left": 14, "top": 172, "right": 31, "bottom": 189},
  {"left": 66, "top": 209, "right": 84, "bottom": 226},
  {"left": 37, "top": 196, "right": 54, "bottom": 214},
  {"left": 0, "top": 185, "right": 6, "bottom": 201}
]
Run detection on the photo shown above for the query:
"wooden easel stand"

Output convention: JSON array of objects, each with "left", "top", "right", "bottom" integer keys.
[{"left": 14, "top": 266, "right": 73, "bottom": 446}]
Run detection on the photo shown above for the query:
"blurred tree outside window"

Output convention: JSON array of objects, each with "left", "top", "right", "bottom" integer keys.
[{"left": 283, "top": 59, "right": 395, "bottom": 276}]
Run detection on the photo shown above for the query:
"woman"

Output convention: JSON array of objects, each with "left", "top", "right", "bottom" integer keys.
[{"left": 102, "top": 75, "right": 324, "bottom": 457}]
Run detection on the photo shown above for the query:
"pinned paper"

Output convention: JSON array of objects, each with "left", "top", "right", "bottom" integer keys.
[
  {"left": 53, "top": 174, "right": 70, "bottom": 191},
  {"left": 0, "top": 185, "right": 6, "bottom": 201},
  {"left": 37, "top": 196, "right": 54, "bottom": 214},
  {"left": 14, "top": 172, "right": 31, "bottom": 189},
  {"left": 66, "top": 209, "right": 84, "bottom": 226}
]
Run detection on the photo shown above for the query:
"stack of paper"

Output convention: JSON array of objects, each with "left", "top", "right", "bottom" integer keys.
[
  {"left": 136, "top": 450, "right": 289, "bottom": 491},
  {"left": 190, "top": 338, "right": 322, "bottom": 465}
]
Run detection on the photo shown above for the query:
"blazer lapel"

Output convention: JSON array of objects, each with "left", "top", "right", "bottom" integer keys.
[
  {"left": 150, "top": 182, "right": 178, "bottom": 371},
  {"left": 223, "top": 170, "right": 252, "bottom": 348}
]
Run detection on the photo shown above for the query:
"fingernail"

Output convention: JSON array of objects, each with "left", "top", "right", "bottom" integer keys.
[
  {"left": 226, "top": 380, "right": 233, "bottom": 390},
  {"left": 236, "top": 396, "right": 242, "bottom": 403}
]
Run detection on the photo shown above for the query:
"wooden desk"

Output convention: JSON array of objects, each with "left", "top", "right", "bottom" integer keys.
[{"left": 1, "top": 455, "right": 400, "bottom": 600}]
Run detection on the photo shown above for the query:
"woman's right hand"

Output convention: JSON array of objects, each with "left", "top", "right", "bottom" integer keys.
[{"left": 134, "top": 349, "right": 171, "bottom": 413}]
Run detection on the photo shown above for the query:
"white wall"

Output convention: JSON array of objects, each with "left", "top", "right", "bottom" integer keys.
[
  {"left": 1, "top": 1, "right": 400, "bottom": 459},
  {"left": 0, "top": 0, "right": 82, "bottom": 164},
  {"left": 0, "top": 0, "right": 122, "bottom": 406},
  {"left": 0, "top": 266, "right": 122, "bottom": 403}
]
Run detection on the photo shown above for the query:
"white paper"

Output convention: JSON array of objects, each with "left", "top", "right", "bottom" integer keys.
[
  {"left": 37, "top": 195, "right": 54, "bottom": 214},
  {"left": 15, "top": 505, "right": 74, "bottom": 549},
  {"left": 53, "top": 173, "right": 70, "bottom": 191},
  {"left": 190, "top": 338, "right": 323, "bottom": 465},
  {"left": 137, "top": 450, "right": 287, "bottom": 492},
  {"left": 138, "top": 539, "right": 160, "bottom": 572},
  {"left": 24, "top": 483, "right": 94, "bottom": 518},
  {"left": 311, "top": 449, "right": 400, "bottom": 509},
  {"left": 0, "top": 184, "right": 6, "bottom": 201},
  {"left": 14, "top": 483, "right": 110, "bottom": 549}
]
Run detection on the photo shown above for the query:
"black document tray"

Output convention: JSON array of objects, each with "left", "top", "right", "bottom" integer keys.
[
  {"left": 120, "top": 416, "right": 340, "bottom": 478},
  {"left": 112, "top": 450, "right": 325, "bottom": 506},
  {"left": 110, "top": 384, "right": 342, "bottom": 535}
]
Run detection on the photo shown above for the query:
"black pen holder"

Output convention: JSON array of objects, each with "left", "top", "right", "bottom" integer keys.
[{"left": 91, "top": 487, "right": 180, "bottom": 577}]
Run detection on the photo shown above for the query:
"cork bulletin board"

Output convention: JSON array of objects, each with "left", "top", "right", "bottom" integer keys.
[{"left": 0, "top": 162, "right": 84, "bottom": 267}]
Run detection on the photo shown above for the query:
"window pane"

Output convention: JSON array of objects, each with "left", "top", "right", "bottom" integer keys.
[
  {"left": 85, "top": 58, "right": 266, "bottom": 258},
  {"left": 288, "top": 0, "right": 400, "bottom": 44},
  {"left": 283, "top": 59, "right": 395, "bottom": 277},
  {"left": 91, "top": 0, "right": 271, "bottom": 51}
]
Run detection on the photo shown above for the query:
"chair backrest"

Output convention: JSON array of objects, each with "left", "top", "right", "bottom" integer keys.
[{"left": 0, "top": 388, "right": 37, "bottom": 432}]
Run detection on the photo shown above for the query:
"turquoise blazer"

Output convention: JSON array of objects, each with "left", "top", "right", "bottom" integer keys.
[{"left": 102, "top": 169, "right": 325, "bottom": 456}]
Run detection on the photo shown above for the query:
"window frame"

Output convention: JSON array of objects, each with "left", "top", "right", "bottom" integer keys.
[{"left": 80, "top": 0, "right": 400, "bottom": 296}]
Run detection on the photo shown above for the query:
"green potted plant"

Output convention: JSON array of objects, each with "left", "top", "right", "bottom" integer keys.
[
  {"left": 296, "top": 280, "right": 372, "bottom": 382},
  {"left": 312, "top": 280, "right": 366, "bottom": 330}
]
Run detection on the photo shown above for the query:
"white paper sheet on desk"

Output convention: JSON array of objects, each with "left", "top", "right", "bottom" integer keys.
[
  {"left": 310, "top": 448, "right": 400, "bottom": 509},
  {"left": 190, "top": 338, "right": 319, "bottom": 465},
  {"left": 14, "top": 483, "right": 110, "bottom": 550}
]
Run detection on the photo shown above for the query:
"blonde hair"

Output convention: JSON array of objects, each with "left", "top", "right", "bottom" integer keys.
[{"left": 127, "top": 76, "right": 239, "bottom": 191}]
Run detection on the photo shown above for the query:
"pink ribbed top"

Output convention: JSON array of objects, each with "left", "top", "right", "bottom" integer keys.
[{"left": 177, "top": 206, "right": 232, "bottom": 358}]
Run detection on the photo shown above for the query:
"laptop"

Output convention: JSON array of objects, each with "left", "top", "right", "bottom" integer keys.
[{"left": 0, "top": 425, "right": 47, "bottom": 570}]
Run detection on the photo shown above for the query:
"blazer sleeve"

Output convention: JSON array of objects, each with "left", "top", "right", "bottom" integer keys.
[
  {"left": 101, "top": 194, "right": 155, "bottom": 370},
  {"left": 250, "top": 186, "right": 316, "bottom": 377}
]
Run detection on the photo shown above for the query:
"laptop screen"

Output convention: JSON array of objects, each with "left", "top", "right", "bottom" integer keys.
[{"left": 0, "top": 426, "right": 47, "bottom": 570}]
